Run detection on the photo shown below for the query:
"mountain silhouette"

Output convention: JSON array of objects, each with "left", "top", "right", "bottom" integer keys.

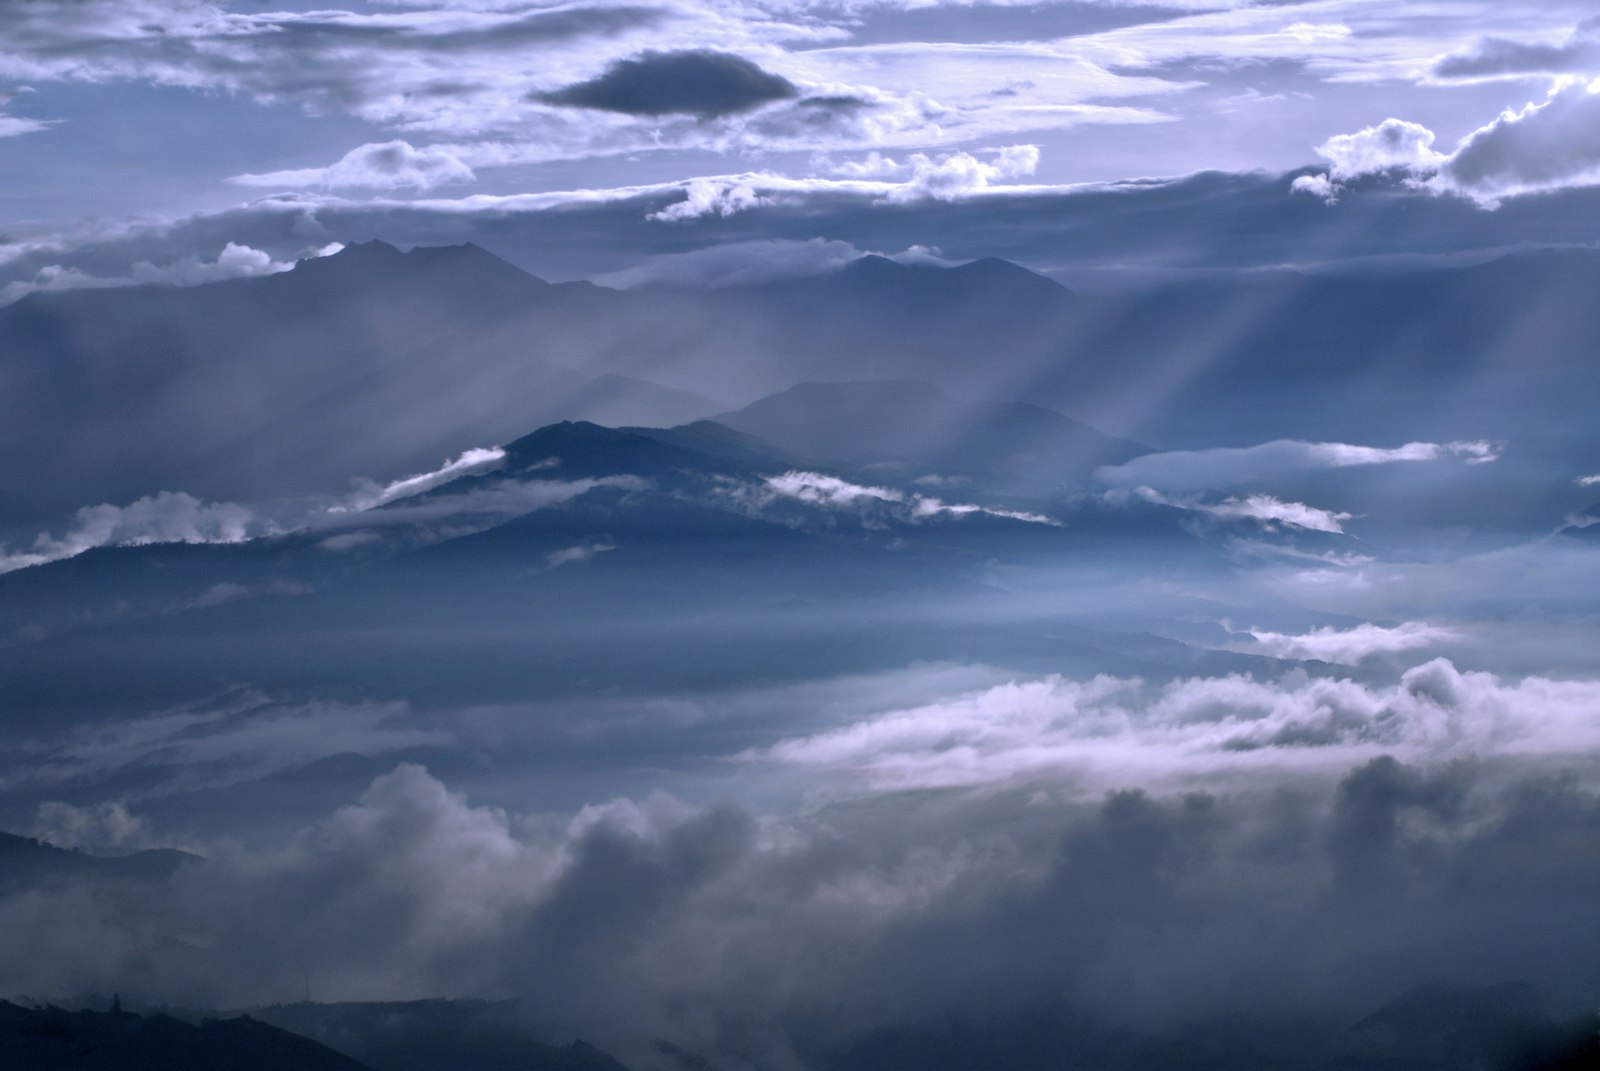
[
  {"left": 0, "top": 1001, "right": 374, "bottom": 1071},
  {"left": 0, "top": 241, "right": 715, "bottom": 534},
  {"left": 9, "top": 241, "right": 1598, "bottom": 540},
  {"left": 245, "top": 1000, "right": 635, "bottom": 1071},
  {"left": 0, "top": 832, "right": 198, "bottom": 891}
]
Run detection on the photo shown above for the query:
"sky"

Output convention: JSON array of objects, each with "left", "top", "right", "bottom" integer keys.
[
  {"left": 5, "top": 6, "right": 1600, "bottom": 1068},
  {"left": 8, "top": 1, "right": 1600, "bottom": 291}
]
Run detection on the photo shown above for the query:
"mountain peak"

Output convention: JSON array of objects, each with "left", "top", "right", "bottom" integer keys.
[
  {"left": 833, "top": 253, "right": 1066, "bottom": 300},
  {"left": 953, "top": 255, "right": 1063, "bottom": 289},
  {"left": 289, "top": 239, "right": 546, "bottom": 291},
  {"left": 305, "top": 239, "right": 403, "bottom": 266}
]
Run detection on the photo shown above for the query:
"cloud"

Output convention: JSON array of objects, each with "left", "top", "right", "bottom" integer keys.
[
  {"left": 0, "top": 114, "right": 48, "bottom": 138},
  {"left": 761, "top": 658, "right": 1600, "bottom": 792},
  {"left": 765, "top": 471, "right": 903, "bottom": 507},
  {"left": 0, "top": 450, "right": 631, "bottom": 575},
  {"left": 1433, "top": 78, "right": 1600, "bottom": 205},
  {"left": 759, "top": 472, "right": 1059, "bottom": 526},
  {"left": 646, "top": 176, "right": 773, "bottom": 221},
  {"left": 230, "top": 141, "right": 477, "bottom": 191},
  {"left": 31, "top": 801, "right": 149, "bottom": 854},
  {"left": 1096, "top": 439, "right": 1501, "bottom": 492},
  {"left": 1300, "top": 78, "right": 1600, "bottom": 206},
  {"left": 0, "top": 242, "right": 330, "bottom": 305},
  {"left": 1580, "top": 474, "right": 1600, "bottom": 487},
  {"left": 1316, "top": 118, "right": 1447, "bottom": 181},
  {"left": 0, "top": 492, "right": 272, "bottom": 574},
  {"left": 910, "top": 496, "right": 1059, "bottom": 526},
  {"left": 16, "top": 153, "right": 1600, "bottom": 305},
  {"left": 1290, "top": 172, "right": 1339, "bottom": 201},
  {"left": 337, "top": 447, "right": 507, "bottom": 512},
  {"left": 540, "top": 49, "right": 799, "bottom": 118},
  {"left": 546, "top": 542, "right": 616, "bottom": 567},
  {"left": 1201, "top": 494, "right": 1353, "bottom": 533},
  {"left": 1243, "top": 622, "right": 1462, "bottom": 665},
  {"left": 1127, "top": 487, "right": 1354, "bottom": 534},
  {"left": 890, "top": 144, "right": 1041, "bottom": 201},
  {"left": 643, "top": 145, "right": 1042, "bottom": 220},
  {"left": 1434, "top": 17, "right": 1600, "bottom": 80},
  {"left": 6, "top": 748, "right": 1600, "bottom": 1067}
]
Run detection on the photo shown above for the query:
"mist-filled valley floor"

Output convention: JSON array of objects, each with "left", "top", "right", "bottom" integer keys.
[{"left": 3, "top": 242, "right": 1599, "bottom": 1071}]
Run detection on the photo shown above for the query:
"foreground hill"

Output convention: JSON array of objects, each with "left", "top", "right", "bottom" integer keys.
[{"left": 0, "top": 1001, "right": 374, "bottom": 1071}]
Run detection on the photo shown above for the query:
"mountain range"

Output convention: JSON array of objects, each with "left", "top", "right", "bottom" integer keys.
[{"left": 6, "top": 240, "right": 1600, "bottom": 536}]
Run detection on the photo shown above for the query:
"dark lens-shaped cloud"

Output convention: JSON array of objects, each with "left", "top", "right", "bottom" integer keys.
[{"left": 539, "top": 49, "right": 799, "bottom": 119}]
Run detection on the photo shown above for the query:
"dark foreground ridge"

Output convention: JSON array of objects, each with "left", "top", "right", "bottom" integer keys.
[{"left": 0, "top": 1001, "right": 374, "bottom": 1071}]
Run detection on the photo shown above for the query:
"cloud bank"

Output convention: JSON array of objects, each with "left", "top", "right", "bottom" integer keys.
[
  {"left": 1096, "top": 439, "right": 1500, "bottom": 493},
  {"left": 1299, "top": 76, "right": 1600, "bottom": 206}
]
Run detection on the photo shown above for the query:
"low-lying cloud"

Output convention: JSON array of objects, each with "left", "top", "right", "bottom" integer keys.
[
  {"left": 0, "top": 491, "right": 272, "bottom": 574},
  {"left": 0, "top": 242, "right": 327, "bottom": 305},
  {"left": 338, "top": 447, "right": 507, "bottom": 512},
  {"left": 760, "top": 471, "right": 1058, "bottom": 526},
  {"left": 4, "top": 744, "right": 1598, "bottom": 1066},
  {"left": 1126, "top": 486, "right": 1354, "bottom": 534},
  {"left": 761, "top": 658, "right": 1600, "bottom": 793},
  {"left": 1096, "top": 438, "right": 1500, "bottom": 492},
  {"left": 0, "top": 448, "right": 631, "bottom": 574},
  {"left": 1243, "top": 621, "right": 1462, "bottom": 665}
]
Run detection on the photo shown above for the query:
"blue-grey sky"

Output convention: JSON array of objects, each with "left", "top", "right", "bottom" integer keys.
[{"left": 7, "top": 0, "right": 1600, "bottom": 292}]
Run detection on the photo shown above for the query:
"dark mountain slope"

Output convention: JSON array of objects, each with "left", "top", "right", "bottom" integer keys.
[
  {"left": 248, "top": 1000, "right": 633, "bottom": 1071},
  {"left": 0, "top": 1001, "right": 372, "bottom": 1071}
]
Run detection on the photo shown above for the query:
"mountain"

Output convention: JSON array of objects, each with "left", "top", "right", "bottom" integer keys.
[
  {"left": 245, "top": 1000, "right": 635, "bottom": 1071},
  {"left": 632, "top": 248, "right": 1600, "bottom": 451},
  {"left": 0, "top": 1001, "right": 373, "bottom": 1071},
  {"left": 10, "top": 241, "right": 1598, "bottom": 542},
  {"left": 715, "top": 380, "right": 1145, "bottom": 491},
  {"left": 823, "top": 982, "right": 1596, "bottom": 1071},
  {"left": 0, "top": 241, "right": 717, "bottom": 535},
  {"left": 0, "top": 412, "right": 1307, "bottom": 744},
  {"left": 0, "top": 831, "right": 197, "bottom": 890}
]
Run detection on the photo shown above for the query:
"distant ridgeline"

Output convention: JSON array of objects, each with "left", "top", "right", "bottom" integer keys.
[
  {"left": 0, "top": 831, "right": 197, "bottom": 890},
  {"left": 0, "top": 1001, "right": 372, "bottom": 1071},
  {"left": 0, "top": 997, "right": 639, "bottom": 1071},
  {"left": 3, "top": 239, "right": 1599, "bottom": 533}
]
